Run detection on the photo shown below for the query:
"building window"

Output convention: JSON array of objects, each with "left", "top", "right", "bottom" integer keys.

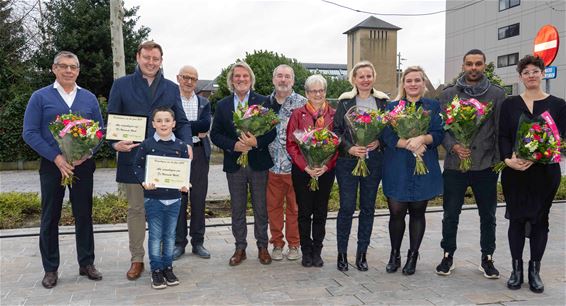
[
  {"left": 497, "top": 53, "right": 519, "bottom": 68},
  {"left": 498, "top": 23, "right": 520, "bottom": 40},
  {"left": 499, "top": 0, "right": 520, "bottom": 11}
]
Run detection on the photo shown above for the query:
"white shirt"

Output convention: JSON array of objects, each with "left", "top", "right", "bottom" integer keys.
[
  {"left": 181, "top": 93, "right": 200, "bottom": 144},
  {"left": 53, "top": 81, "right": 79, "bottom": 108}
]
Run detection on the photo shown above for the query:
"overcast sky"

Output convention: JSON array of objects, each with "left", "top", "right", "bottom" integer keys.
[{"left": 124, "top": 0, "right": 447, "bottom": 86}]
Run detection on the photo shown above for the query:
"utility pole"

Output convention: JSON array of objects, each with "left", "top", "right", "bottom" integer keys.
[
  {"left": 110, "top": 0, "right": 125, "bottom": 79},
  {"left": 396, "top": 52, "right": 406, "bottom": 89}
]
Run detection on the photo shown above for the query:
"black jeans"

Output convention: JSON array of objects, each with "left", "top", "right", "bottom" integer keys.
[
  {"left": 39, "top": 158, "right": 96, "bottom": 272},
  {"left": 291, "top": 165, "right": 335, "bottom": 253},
  {"left": 175, "top": 145, "right": 209, "bottom": 248},
  {"left": 441, "top": 168, "right": 498, "bottom": 256}
]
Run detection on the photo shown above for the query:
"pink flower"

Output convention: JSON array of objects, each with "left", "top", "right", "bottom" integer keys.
[
  {"left": 533, "top": 152, "right": 542, "bottom": 160},
  {"left": 532, "top": 124, "right": 542, "bottom": 132}
]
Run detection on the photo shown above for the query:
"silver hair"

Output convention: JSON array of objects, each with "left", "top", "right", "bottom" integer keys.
[
  {"left": 304, "top": 74, "right": 327, "bottom": 92},
  {"left": 53, "top": 51, "right": 80, "bottom": 67},
  {"left": 226, "top": 61, "right": 255, "bottom": 92},
  {"left": 272, "top": 64, "right": 295, "bottom": 80}
]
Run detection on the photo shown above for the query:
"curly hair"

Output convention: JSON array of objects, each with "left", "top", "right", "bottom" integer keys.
[{"left": 516, "top": 55, "right": 544, "bottom": 74}]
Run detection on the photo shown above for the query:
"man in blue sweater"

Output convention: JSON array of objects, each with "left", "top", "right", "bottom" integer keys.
[
  {"left": 23, "top": 51, "right": 104, "bottom": 288},
  {"left": 107, "top": 41, "right": 193, "bottom": 281}
]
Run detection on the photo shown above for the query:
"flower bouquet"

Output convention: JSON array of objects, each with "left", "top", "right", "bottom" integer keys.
[
  {"left": 293, "top": 127, "right": 340, "bottom": 191},
  {"left": 493, "top": 111, "right": 561, "bottom": 172},
  {"left": 48, "top": 113, "right": 104, "bottom": 186},
  {"left": 387, "top": 100, "right": 431, "bottom": 175},
  {"left": 233, "top": 103, "right": 279, "bottom": 167},
  {"left": 345, "top": 106, "right": 389, "bottom": 177},
  {"left": 442, "top": 95, "right": 493, "bottom": 172}
]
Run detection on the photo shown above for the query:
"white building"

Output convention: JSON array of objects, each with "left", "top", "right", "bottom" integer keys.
[{"left": 445, "top": 0, "right": 565, "bottom": 98}]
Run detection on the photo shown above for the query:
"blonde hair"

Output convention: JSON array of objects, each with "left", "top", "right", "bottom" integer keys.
[
  {"left": 348, "top": 60, "right": 376, "bottom": 86},
  {"left": 226, "top": 61, "right": 256, "bottom": 92},
  {"left": 395, "top": 66, "right": 428, "bottom": 101}
]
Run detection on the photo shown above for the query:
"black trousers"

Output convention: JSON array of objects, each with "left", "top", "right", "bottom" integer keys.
[
  {"left": 175, "top": 145, "right": 209, "bottom": 248},
  {"left": 39, "top": 157, "right": 96, "bottom": 272},
  {"left": 291, "top": 165, "right": 335, "bottom": 253}
]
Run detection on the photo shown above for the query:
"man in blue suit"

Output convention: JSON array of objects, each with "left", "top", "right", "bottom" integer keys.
[
  {"left": 107, "top": 41, "right": 192, "bottom": 281},
  {"left": 173, "top": 65, "right": 212, "bottom": 260},
  {"left": 210, "top": 62, "right": 275, "bottom": 266}
]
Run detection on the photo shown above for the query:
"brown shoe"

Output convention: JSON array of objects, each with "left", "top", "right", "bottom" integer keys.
[
  {"left": 126, "top": 262, "right": 144, "bottom": 280},
  {"left": 229, "top": 249, "right": 246, "bottom": 266},
  {"left": 79, "top": 264, "right": 102, "bottom": 280},
  {"left": 42, "top": 271, "right": 58, "bottom": 289},
  {"left": 258, "top": 247, "right": 272, "bottom": 265}
]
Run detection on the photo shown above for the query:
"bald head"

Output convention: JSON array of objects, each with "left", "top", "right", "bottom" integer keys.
[{"left": 177, "top": 65, "right": 199, "bottom": 97}]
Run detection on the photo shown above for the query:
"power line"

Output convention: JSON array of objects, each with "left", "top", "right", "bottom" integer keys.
[{"left": 321, "top": 0, "right": 485, "bottom": 17}]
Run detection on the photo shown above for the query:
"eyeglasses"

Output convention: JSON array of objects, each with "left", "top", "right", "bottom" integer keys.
[
  {"left": 521, "top": 70, "right": 541, "bottom": 77},
  {"left": 307, "top": 89, "right": 325, "bottom": 95},
  {"left": 178, "top": 75, "right": 198, "bottom": 82},
  {"left": 55, "top": 63, "right": 79, "bottom": 71}
]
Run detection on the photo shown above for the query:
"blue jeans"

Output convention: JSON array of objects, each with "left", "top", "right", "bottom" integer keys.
[
  {"left": 144, "top": 198, "right": 181, "bottom": 271},
  {"left": 441, "top": 168, "right": 498, "bottom": 256},
  {"left": 336, "top": 151, "right": 383, "bottom": 253}
]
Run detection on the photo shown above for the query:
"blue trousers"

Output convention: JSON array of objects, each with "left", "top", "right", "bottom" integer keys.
[{"left": 145, "top": 198, "right": 181, "bottom": 271}]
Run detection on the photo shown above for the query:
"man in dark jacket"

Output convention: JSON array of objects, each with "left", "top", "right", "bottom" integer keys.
[
  {"left": 210, "top": 61, "right": 275, "bottom": 266},
  {"left": 436, "top": 49, "right": 506, "bottom": 279},
  {"left": 107, "top": 41, "right": 192, "bottom": 281}
]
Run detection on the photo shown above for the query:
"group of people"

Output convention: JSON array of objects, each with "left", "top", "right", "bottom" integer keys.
[{"left": 23, "top": 40, "right": 564, "bottom": 294}]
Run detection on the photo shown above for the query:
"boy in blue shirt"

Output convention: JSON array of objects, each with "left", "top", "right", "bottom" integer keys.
[{"left": 133, "top": 106, "right": 190, "bottom": 289}]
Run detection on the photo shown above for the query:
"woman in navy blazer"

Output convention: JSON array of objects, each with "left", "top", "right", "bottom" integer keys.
[{"left": 381, "top": 66, "right": 444, "bottom": 275}]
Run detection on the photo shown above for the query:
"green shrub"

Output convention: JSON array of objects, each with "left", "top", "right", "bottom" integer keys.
[
  {"left": 60, "top": 193, "right": 128, "bottom": 225},
  {"left": 0, "top": 192, "right": 41, "bottom": 229}
]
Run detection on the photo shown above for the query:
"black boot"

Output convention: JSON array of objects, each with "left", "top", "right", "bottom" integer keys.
[
  {"left": 312, "top": 247, "right": 324, "bottom": 267},
  {"left": 402, "top": 249, "right": 419, "bottom": 275},
  {"left": 337, "top": 253, "right": 348, "bottom": 271},
  {"left": 528, "top": 260, "right": 544, "bottom": 293},
  {"left": 386, "top": 249, "right": 401, "bottom": 273},
  {"left": 507, "top": 259, "right": 523, "bottom": 290},
  {"left": 301, "top": 247, "right": 312, "bottom": 267},
  {"left": 355, "top": 252, "right": 368, "bottom": 271}
]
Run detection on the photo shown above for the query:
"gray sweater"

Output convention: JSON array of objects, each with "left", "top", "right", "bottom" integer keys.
[{"left": 440, "top": 82, "right": 506, "bottom": 171}]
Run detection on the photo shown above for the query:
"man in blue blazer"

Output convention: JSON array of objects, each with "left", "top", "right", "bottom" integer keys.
[
  {"left": 173, "top": 65, "right": 212, "bottom": 260},
  {"left": 107, "top": 41, "right": 192, "bottom": 280},
  {"left": 210, "top": 62, "right": 275, "bottom": 266}
]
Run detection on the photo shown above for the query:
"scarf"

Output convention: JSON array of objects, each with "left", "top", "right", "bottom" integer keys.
[
  {"left": 305, "top": 100, "right": 329, "bottom": 128},
  {"left": 455, "top": 74, "right": 490, "bottom": 97}
]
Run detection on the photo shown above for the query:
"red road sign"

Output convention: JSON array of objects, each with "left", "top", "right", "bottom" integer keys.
[{"left": 534, "top": 25, "right": 560, "bottom": 66}]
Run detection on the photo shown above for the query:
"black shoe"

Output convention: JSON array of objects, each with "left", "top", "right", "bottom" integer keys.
[
  {"left": 337, "top": 253, "right": 348, "bottom": 271},
  {"left": 528, "top": 260, "right": 544, "bottom": 293},
  {"left": 507, "top": 259, "right": 523, "bottom": 290},
  {"left": 173, "top": 246, "right": 185, "bottom": 261},
  {"left": 402, "top": 249, "right": 419, "bottom": 275},
  {"left": 386, "top": 249, "right": 401, "bottom": 273},
  {"left": 42, "top": 271, "right": 58, "bottom": 289},
  {"left": 355, "top": 252, "right": 368, "bottom": 271},
  {"left": 435, "top": 252, "right": 454, "bottom": 276},
  {"left": 151, "top": 269, "right": 167, "bottom": 289},
  {"left": 79, "top": 264, "right": 102, "bottom": 280},
  {"left": 479, "top": 254, "right": 500, "bottom": 279},
  {"left": 302, "top": 251, "right": 313, "bottom": 267},
  {"left": 312, "top": 248, "right": 324, "bottom": 267},
  {"left": 192, "top": 244, "right": 211, "bottom": 259},
  {"left": 163, "top": 266, "right": 179, "bottom": 286}
]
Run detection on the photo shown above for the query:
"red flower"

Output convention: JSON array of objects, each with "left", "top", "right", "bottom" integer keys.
[
  {"left": 62, "top": 119, "right": 71, "bottom": 126},
  {"left": 533, "top": 134, "right": 541, "bottom": 141},
  {"left": 446, "top": 118, "right": 454, "bottom": 125},
  {"left": 532, "top": 124, "right": 542, "bottom": 132},
  {"left": 96, "top": 130, "right": 103, "bottom": 140},
  {"left": 79, "top": 128, "right": 86, "bottom": 135},
  {"left": 534, "top": 152, "right": 542, "bottom": 160}
]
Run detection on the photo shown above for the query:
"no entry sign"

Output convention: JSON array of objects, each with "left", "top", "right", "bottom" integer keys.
[{"left": 534, "top": 25, "right": 560, "bottom": 66}]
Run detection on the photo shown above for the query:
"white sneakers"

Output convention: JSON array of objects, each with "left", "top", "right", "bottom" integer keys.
[
  {"left": 271, "top": 246, "right": 302, "bottom": 261},
  {"left": 272, "top": 247, "right": 284, "bottom": 261}
]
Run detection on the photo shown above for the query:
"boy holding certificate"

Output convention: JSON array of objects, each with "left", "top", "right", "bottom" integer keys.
[{"left": 133, "top": 107, "right": 190, "bottom": 289}]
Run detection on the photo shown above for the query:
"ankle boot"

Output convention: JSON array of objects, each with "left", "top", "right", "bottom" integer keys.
[
  {"left": 507, "top": 259, "right": 523, "bottom": 290},
  {"left": 337, "top": 253, "right": 348, "bottom": 271},
  {"left": 312, "top": 247, "right": 324, "bottom": 267},
  {"left": 402, "top": 249, "right": 419, "bottom": 275},
  {"left": 386, "top": 249, "right": 401, "bottom": 273},
  {"left": 301, "top": 248, "right": 312, "bottom": 267},
  {"left": 355, "top": 252, "right": 368, "bottom": 271},
  {"left": 528, "top": 260, "right": 544, "bottom": 293}
]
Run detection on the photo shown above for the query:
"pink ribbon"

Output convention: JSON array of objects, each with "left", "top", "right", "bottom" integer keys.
[
  {"left": 59, "top": 119, "right": 92, "bottom": 137},
  {"left": 540, "top": 111, "right": 561, "bottom": 147},
  {"left": 462, "top": 98, "right": 482, "bottom": 109},
  {"left": 390, "top": 100, "right": 406, "bottom": 117}
]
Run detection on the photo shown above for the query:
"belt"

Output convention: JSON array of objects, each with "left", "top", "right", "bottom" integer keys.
[{"left": 193, "top": 141, "right": 204, "bottom": 147}]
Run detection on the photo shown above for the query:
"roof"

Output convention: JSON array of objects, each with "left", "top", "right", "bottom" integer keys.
[
  {"left": 343, "top": 16, "right": 401, "bottom": 34},
  {"left": 196, "top": 79, "right": 217, "bottom": 93},
  {"left": 302, "top": 63, "right": 347, "bottom": 70}
]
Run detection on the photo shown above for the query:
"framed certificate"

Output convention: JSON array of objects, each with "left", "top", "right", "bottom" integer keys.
[
  {"left": 106, "top": 113, "right": 147, "bottom": 142},
  {"left": 145, "top": 155, "right": 191, "bottom": 189}
]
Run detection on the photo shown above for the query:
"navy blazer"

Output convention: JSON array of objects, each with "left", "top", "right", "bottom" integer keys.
[
  {"left": 107, "top": 67, "right": 192, "bottom": 183},
  {"left": 210, "top": 91, "right": 275, "bottom": 173},
  {"left": 192, "top": 95, "right": 212, "bottom": 161}
]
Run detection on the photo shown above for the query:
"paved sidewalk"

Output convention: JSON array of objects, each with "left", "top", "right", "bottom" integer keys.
[{"left": 1, "top": 204, "right": 564, "bottom": 305}]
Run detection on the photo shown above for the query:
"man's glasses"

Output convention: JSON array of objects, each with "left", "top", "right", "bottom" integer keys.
[
  {"left": 178, "top": 75, "right": 198, "bottom": 82},
  {"left": 55, "top": 63, "right": 79, "bottom": 71}
]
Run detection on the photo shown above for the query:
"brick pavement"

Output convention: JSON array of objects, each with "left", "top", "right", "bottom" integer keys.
[{"left": 1, "top": 204, "right": 564, "bottom": 305}]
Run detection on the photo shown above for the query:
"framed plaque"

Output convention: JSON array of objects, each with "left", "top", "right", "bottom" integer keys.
[
  {"left": 145, "top": 155, "right": 191, "bottom": 189},
  {"left": 106, "top": 114, "right": 147, "bottom": 142}
]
